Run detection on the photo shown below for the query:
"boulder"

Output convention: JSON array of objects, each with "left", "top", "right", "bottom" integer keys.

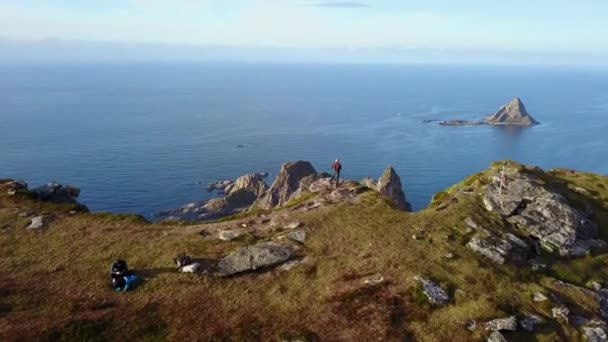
[
  {"left": 377, "top": 166, "right": 412, "bottom": 211},
  {"left": 552, "top": 306, "right": 570, "bottom": 322},
  {"left": 285, "top": 230, "right": 306, "bottom": 243},
  {"left": 584, "top": 327, "right": 608, "bottom": 342},
  {"left": 484, "top": 97, "right": 539, "bottom": 126},
  {"left": 520, "top": 313, "right": 544, "bottom": 332},
  {"left": 219, "top": 230, "right": 240, "bottom": 241},
  {"left": 360, "top": 177, "right": 377, "bottom": 189},
  {"left": 414, "top": 276, "right": 449, "bottom": 306},
  {"left": 487, "top": 331, "right": 508, "bottom": 342},
  {"left": 467, "top": 237, "right": 512, "bottom": 265},
  {"left": 256, "top": 161, "right": 317, "bottom": 209},
  {"left": 218, "top": 242, "right": 296, "bottom": 276},
  {"left": 27, "top": 216, "right": 48, "bottom": 230},
  {"left": 31, "top": 182, "right": 80, "bottom": 203},
  {"left": 483, "top": 171, "right": 601, "bottom": 256},
  {"left": 3, "top": 180, "right": 28, "bottom": 195},
  {"left": 533, "top": 292, "right": 548, "bottom": 302},
  {"left": 485, "top": 316, "right": 518, "bottom": 331}
]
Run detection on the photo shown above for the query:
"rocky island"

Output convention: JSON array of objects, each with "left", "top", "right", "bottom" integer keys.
[
  {"left": 1, "top": 160, "right": 607, "bottom": 341},
  {"left": 425, "top": 97, "right": 540, "bottom": 127}
]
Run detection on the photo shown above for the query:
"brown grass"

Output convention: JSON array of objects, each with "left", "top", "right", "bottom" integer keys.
[{"left": 0, "top": 161, "right": 607, "bottom": 341}]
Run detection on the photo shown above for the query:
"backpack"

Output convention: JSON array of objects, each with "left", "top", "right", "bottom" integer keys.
[{"left": 111, "top": 259, "right": 128, "bottom": 276}]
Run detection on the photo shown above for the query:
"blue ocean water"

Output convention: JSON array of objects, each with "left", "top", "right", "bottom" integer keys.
[{"left": 1, "top": 63, "right": 607, "bottom": 218}]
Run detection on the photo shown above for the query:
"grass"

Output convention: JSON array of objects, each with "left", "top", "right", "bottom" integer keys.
[{"left": 0, "top": 162, "right": 607, "bottom": 340}]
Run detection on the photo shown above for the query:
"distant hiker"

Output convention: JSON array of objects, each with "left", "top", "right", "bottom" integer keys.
[
  {"left": 330, "top": 159, "right": 342, "bottom": 187},
  {"left": 110, "top": 259, "right": 138, "bottom": 292}
]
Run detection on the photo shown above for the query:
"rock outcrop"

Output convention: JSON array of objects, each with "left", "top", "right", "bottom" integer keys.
[
  {"left": 484, "top": 97, "right": 539, "bottom": 126},
  {"left": 414, "top": 276, "right": 449, "bottom": 306},
  {"left": 361, "top": 166, "right": 412, "bottom": 211},
  {"left": 1, "top": 179, "right": 28, "bottom": 195},
  {"left": 255, "top": 161, "right": 317, "bottom": 209},
  {"left": 467, "top": 236, "right": 512, "bottom": 265},
  {"left": 157, "top": 173, "right": 268, "bottom": 222},
  {"left": 217, "top": 242, "right": 296, "bottom": 276},
  {"left": 483, "top": 169, "right": 602, "bottom": 256},
  {"left": 31, "top": 182, "right": 80, "bottom": 203},
  {"left": 485, "top": 316, "right": 518, "bottom": 331}
]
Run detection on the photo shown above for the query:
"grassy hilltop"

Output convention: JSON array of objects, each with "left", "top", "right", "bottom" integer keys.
[{"left": 1, "top": 161, "right": 608, "bottom": 341}]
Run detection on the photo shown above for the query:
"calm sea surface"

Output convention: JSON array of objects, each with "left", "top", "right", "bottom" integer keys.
[{"left": 1, "top": 63, "right": 607, "bottom": 218}]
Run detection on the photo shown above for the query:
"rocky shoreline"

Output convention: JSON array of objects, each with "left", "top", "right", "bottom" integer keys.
[{"left": 157, "top": 161, "right": 412, "bottom": 222}]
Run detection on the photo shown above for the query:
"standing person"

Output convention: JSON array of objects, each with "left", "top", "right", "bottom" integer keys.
[{"left": 330, "top": 159, "right": 342, "bottom": 187}]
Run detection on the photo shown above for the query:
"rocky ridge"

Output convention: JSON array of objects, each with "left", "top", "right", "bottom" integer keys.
[{"left": 157, "top": 161, "right": 412, "bottom": 222}]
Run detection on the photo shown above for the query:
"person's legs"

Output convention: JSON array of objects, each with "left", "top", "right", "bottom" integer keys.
[
  {"left": 336, "top": 171, "right": 340, "bottom": 187},
  {"left": 330, "top": 172, "right": 336, "bottom": 184}
]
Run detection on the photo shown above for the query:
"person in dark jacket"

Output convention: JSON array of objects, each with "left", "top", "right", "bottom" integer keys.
[{"left": 330, "top": 159, "right": 342, "bottom": 187}]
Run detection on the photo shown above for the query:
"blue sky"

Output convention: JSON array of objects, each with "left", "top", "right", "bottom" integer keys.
[{"left": 1, "top": 0, "right": 607, "bottom": 64}]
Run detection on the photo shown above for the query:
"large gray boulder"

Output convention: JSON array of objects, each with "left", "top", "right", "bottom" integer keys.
[
  {"left": 31, "top": 182, "right": 80, "bottom": 203},
  {"left": 484, "top": 97, "right": 539, "bottom": 126},
  {"left": 218, "top": 242, "right": 296, "bottom": 276},
  {"left": 483, "top": 171, "right": 601, "bottom": 256},
  {"left": 255, "top": 161, "right": 317, "bottom": 209}
]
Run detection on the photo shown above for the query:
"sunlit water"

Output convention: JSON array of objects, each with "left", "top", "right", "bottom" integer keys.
[{"left": 1, "top": 63, "right": 607, "bottom": 218}]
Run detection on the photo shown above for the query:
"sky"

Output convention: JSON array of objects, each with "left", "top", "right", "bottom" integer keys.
[{"left": 1, "top": 0, "right": 607, "bottom": 64}]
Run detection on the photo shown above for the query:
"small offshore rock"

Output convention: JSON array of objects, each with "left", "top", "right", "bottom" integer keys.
[
  {"left": 414, "top": 276, "right": 449, "bottom": 306},
  {"left": 219, "top": 230, "right": 240, "bottom": 241},
  {"left": 285, "top": 230, "right": 306, "bottom": 243},
  {"left": 533, "top": 292, "right": 548, "bottom": 302},
  {"left": 485, "top": 316, "right": 518, "bottom": 331},
  {"left": 487, "top": 331, "right": 508, "bottom": 342},
  {"left": 26, "top": 216, "right": 48, "bottom": 230}
]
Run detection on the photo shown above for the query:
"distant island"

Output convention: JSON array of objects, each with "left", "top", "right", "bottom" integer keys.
[{"left": 425, "top": 97, "right": 540, "bottom": 126}]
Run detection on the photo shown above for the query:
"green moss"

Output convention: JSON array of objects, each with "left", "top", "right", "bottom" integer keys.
[{"left": 281, "top": 191, "right": 318, "bottom": 209}]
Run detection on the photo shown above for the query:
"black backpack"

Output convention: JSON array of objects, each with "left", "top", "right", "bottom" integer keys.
[{"left": 111, "top": 259, "right": 128, "bottom": 277}]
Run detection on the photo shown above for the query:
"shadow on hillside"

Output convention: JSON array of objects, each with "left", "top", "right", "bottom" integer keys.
[{"left": 135, "top": 267, "right": 176, "bottom": 279}]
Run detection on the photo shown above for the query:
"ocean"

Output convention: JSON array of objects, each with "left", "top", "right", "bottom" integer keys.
[{"left": 1, "top": 62, "right": 607, "bottom": 218}]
